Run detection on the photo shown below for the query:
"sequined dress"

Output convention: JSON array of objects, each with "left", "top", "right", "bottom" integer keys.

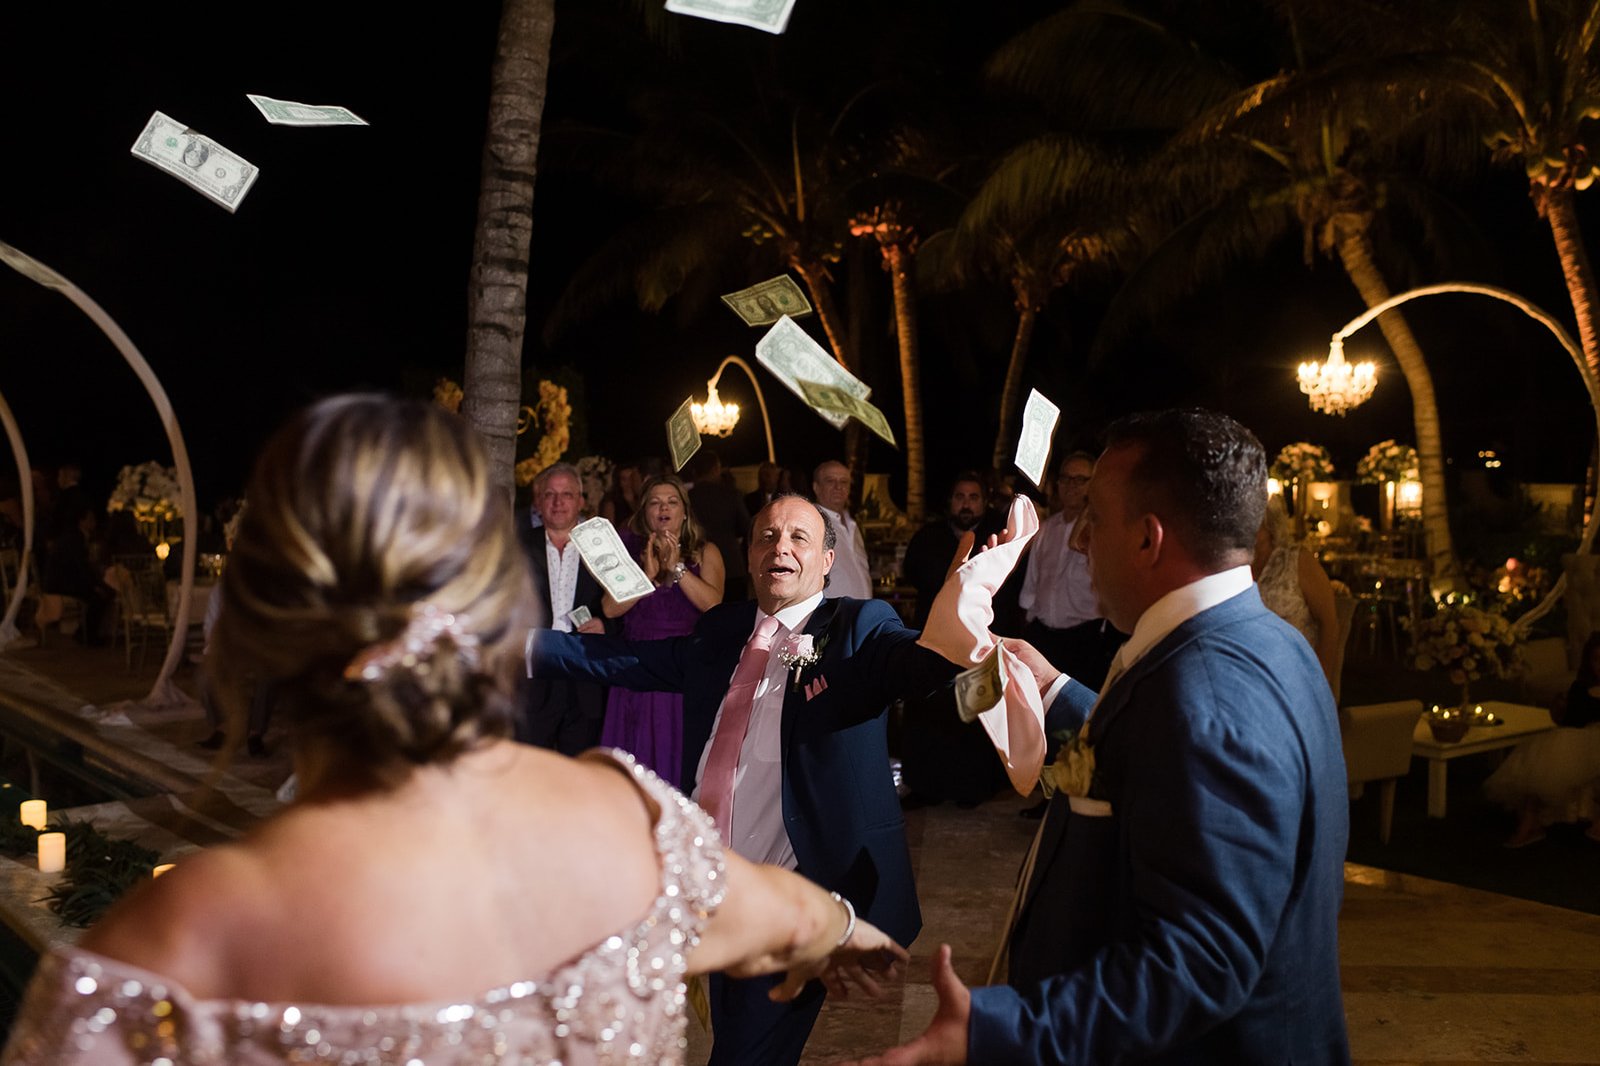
[{"left": 1, "top": 751, "right": 727, "bottom": 1066}]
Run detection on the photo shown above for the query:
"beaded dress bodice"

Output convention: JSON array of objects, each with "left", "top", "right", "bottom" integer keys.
[
  {"left": 1, "top": 751, "right": 726, "bottom": 1066},
  {"left": 1257, "top": 544, "right": 1318, "bottom": 647}
]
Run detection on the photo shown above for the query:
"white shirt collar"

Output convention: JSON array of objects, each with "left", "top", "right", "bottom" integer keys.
[
  {"left": 761, "top": 589, "right": 826, "bottom": 635},
  {"left": 817, "top": 504, "right": 850, "bottom": 529},
  {"left": 1119, "top": 565, "right": 1253, "bottom": 672}
]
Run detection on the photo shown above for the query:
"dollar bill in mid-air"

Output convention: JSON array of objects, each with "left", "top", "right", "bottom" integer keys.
[
  {"left": 796, "top": 379, "right": 896, "bottom": 446},
  {"left": 721, "top": 275, "right": 813, "bottom": 326},
  {"left": 246, "top": 93, "right": 369, "bottom": 127},
  {"left": 130, "top": 112, "right": 259, "bottom": 212},
  {"left": 954, "top": 645, "right": 1007, "bottom": 724},
  {"left": 666, "top": 395, "right": 703, "bottom": 472},
  {"left": 1015, "top": 388, "right": 1061, "bottom": 489},
  {"left": 664, "top": 0, "right": 797, "bottom": 34},
  {"left": 571, "top": 517, "right": 653, "bottom": 604},
  {"left": 754, "top": 316, "right": 870, "bottom": 431}
]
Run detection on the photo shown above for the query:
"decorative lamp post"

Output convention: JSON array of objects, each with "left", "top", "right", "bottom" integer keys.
[{"left": 690, "top": 355, "right": 775, "bottom": 463}]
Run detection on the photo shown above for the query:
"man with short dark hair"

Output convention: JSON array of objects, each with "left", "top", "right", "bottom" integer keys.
[
  {"left": 900, "top": 472, "right": 990, "bottom": 629},
  {"left": 860, "top": 409, "right": 1351, "bottom": 1065}
]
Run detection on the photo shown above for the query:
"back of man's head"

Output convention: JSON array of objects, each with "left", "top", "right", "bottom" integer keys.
[{"left": 1104, "top": 408, "right": 1265, "bottom": 570}]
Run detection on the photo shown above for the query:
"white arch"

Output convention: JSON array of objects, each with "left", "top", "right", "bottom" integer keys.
[
  {"left": 0, "top": 240, "right": 198, "bottom": 705},
  {"left": 0, "top": 388, "right": 34, "bottom": 648}
]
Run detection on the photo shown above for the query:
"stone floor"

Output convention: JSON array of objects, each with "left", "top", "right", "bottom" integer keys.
[{"left": 4, "top": 641, "right": 1600, "bottom": 1063}]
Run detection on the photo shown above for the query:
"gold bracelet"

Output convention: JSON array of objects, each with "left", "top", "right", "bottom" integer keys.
[{"left": 829, "top": 891, "right": 856, "bottom": 948}]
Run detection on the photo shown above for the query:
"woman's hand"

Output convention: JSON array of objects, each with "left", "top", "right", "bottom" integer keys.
[
  {"left": 652, "top": 531, "right": 681, "bottom": 573},
  {"left": 769, "top": 917, "right": 908, "bottom": 1003},
  {"left": 640, "top": 537, "right": 661, "bottom": 582}
]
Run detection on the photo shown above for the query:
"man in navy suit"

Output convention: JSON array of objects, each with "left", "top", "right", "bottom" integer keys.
[
  {"left": 857, "top": 409, "right": 1351, "bottom": 1065},
  {"left": 529, "top": 493, "right": 956, "bottom": 1065}
]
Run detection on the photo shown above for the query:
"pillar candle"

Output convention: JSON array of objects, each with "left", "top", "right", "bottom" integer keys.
[
  {"left": 19, "top": 800, "right": 46, "bottom": 830},
  {"left": 37, "top": 832, "right": 65, "bottom": 874},
  {"left": 152, "top": 864, "right": 175, "bottom": 878}
]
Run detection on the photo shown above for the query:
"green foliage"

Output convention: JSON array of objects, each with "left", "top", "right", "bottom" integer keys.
[{"left": 39, "top": 820, "right": 161, "bottom": 929}]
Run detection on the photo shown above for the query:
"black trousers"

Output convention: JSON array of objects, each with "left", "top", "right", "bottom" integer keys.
[{"left": 707, "top": 971, "right": 827, "bottom": 1066}]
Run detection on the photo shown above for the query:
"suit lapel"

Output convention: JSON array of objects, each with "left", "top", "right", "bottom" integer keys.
[{"left": 780, "top": 597, "right": 842, "bottom": 747}]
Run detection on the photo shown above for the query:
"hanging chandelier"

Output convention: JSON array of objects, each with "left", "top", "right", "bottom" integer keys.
[
  {"left": 1297, "top": 336, "right": 1377, "bottom": 416},
  {"left": 690, "top": 382, "right": 740, "bottom": 437}
]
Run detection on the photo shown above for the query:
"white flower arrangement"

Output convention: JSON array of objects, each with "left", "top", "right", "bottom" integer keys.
[
  {"left": 106, "top": 462, "right": 181, "bottom": 521},
  {"left": 776, "top": 632, "right": 823, "bottom": 687},
  {"left": 1269, "top": 442, "right": 1335, "bottom": 483},
  {"left": 1355, "top": 439, "right": 1419, "bottom": 484}
]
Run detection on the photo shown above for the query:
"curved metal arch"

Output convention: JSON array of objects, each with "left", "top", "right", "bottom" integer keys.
[
  {"left": 0, "top": 240, "right": 198, "bottom": 704},
  {"left": 0, "top": 389, "right": 34, "bottom": 647}
]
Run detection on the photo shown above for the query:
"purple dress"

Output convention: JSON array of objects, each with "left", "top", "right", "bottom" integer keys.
[{"left": 600, "top": 531, "right": 704, "bottom": 787}]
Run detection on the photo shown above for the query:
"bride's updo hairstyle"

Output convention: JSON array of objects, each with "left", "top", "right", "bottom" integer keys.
[{"left": 210, "top": 394, "right": 533, "bottom": 783}]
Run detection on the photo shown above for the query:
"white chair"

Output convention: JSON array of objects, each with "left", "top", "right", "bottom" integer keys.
[{"left": 1341, "top": 699, "right": 1423, "bottom": 845}]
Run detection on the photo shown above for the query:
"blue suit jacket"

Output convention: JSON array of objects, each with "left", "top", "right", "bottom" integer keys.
[
  {"left": 970, "top": 587, "right": 1351, "bottom": 1064},
  {"left": 529, "top": 596, "right": 954, "bottom": 948}
]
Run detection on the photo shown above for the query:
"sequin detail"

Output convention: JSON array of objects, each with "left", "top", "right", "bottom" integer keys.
[{"left": 1, "top": 751, "right": 726, "bottom": 1065}]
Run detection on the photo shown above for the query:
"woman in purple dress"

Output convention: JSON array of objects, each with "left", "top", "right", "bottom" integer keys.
[{"left": 599, "top": 475, "right": 724, "bottom": 785}]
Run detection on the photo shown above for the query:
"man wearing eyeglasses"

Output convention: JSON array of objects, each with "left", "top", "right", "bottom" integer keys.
[
  {"left": 516, "top": 462, "right": 611, "bottom": 753},
  {"left": 1021, "top": 452, "right": 1125, "bottom": 692}
]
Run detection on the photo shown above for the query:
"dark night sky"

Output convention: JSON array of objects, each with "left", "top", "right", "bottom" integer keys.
[{"left": 3, "top": 2, "right": 1596, "bottom": 516}]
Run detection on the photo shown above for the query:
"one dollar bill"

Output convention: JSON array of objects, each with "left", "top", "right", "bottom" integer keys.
[
  {"left": 754, "top": 315, "right": 869, "bottom": 431},
  {"left": 1014, "top": 388, "right": 1061, "bottom": 489},
  {"left": 797, "top": 379, "right": 896, "bottom": 446},
  {"left": 721, "top": 275, "right": 813, "bottom": 326},
  {"left": 664, "top": 0, "right": 796, "bottom": 34},
  {"left": 954, "top": 646, "right": 1007, "bottom": 724},
  {"left": 130, "top": 111, "right": 259, "bottom": 212},
  {"left": 246, "top": 93, "right": 368, "bottom": 127},
  {"left": 571, "top": 517, "right": 653, "bottom": 605},
  {"left": 666, "top": 395, "right": 702, "bottom": 473}
]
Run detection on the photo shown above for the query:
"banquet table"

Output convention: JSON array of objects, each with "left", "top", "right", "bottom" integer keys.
[{"left": 1410, "top": 702, "right": 1554, "bottom": 818}]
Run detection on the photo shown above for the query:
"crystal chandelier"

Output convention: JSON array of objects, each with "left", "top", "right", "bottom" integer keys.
[
  {"left": 1297, "top": 336, "right": 1376, "bottom": 416},
  {"left": 691, "top": 382, "right": 740, "bottom": 437}
]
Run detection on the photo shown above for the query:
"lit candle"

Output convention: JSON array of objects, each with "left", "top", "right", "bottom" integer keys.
[
  {"left": 152, "top": 863, "right": 175, "bottom": 878},
  {"left": 19, "top": 800, "right": 46, "bottom": 830},
  {"left": 37, "top": 832, "right": 65, "bottom": 874}
]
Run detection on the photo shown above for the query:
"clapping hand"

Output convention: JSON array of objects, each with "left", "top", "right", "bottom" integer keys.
[
  {"left": 769, "top": 917, "right": 909, "bottom": 1004},
  {"left": 834, "top": 944, "right": 970, "bottom": 1065}
]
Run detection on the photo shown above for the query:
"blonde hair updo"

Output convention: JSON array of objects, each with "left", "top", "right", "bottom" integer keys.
[{"left": 210, "top": 395, "right": 533, "bottom": 783}]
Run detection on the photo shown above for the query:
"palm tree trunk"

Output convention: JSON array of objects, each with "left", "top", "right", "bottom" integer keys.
[
  {"left": 1335, "top": 231, "right": 1460, "bottom": 587},
  {"left": 992, "top": 303, "right": 1039, "bottom": 472},
  {"left": 1539, "top": 184, "right": 1600, "bottom": 524},
  {"left": 884, "top": 244, "right": 925, "bottom": 523},
  {"left": 792, "top": 258, "right": 857, "bottom": 372},
  {"left": 464, "top": 0, "right": 555, "bottom": 502}
]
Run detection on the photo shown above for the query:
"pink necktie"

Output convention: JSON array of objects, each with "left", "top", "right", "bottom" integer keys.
[{"left": 700, "top": 614, "right": 782, "bottom": 845}]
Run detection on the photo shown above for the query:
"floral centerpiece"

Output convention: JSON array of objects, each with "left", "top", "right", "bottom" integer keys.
[
  {"left": 107, "top": 462, "right": 181, "bottom": 523},
  {"left": 576, "top": 456, "right": 614, "bottom": 517},
  {"left": 514, "top": 380, "right": 573, "bottom": 488},
  {"left": 1410, "top": 600, "right": 1525, "bottom": 719},
  {"left": 1270, "top": 442, "right": 1335, "bottom": 483},
  {"left": 432, "top": 377, "right": 464, "bottom": 413},
  {"left": 1355, "top": 440, "right": 1419, "bottom": 484}
]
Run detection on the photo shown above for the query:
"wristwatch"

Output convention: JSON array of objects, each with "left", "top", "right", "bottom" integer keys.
[{"left": 672, "top": 562, "right": 688, "bottom": 583}]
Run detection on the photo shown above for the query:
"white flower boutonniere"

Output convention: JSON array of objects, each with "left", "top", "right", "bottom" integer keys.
[{"left": 777, "top": 632, "right": 825, "bottom": 689}]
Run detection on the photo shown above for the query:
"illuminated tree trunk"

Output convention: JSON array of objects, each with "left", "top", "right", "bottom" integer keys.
[
  {"left": 1538, "top": 184, "right": 1600, "bottom": 524},
  {"left": 1335, "top": 229, "right": 1460, "bottom": 587},
  {"left": 993, "top": 294, "right": 1040, "bottom": 472},
  {"left": 881, "top": 239, "right": 926, "bottom": 523},
  {"left": 464, "top": 0, "right": 555, "bottom": 501}
]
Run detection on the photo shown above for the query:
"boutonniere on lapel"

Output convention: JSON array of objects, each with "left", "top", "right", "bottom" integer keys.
[
  {"left": 1039, "top": 729, "right": 1112, "bottom": 816},
  {"left": 777, "top": 631, "right": 827, "bottom": 694}
]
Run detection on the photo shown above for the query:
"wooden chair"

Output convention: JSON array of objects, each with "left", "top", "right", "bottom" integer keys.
[
  {"left": 1341, "top": 699, "right": 1423, "bottom": 844},
  {"left": 107, "top": 559, "right": 170, "bottom": 669}
]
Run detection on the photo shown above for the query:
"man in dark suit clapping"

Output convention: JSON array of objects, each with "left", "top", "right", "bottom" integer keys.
[{"left": 855, "top": 409, "right": 1350, "bottom": 1065}]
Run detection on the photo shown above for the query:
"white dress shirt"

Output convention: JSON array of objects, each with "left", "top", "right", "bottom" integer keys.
[
  {"left": 544, "top": 535, "right": 581, "bottom": 633},
  {"left": 1019, "top": 511, "right": 1098, "bottom": 630},
  {"left": 1043, "top": 566, "right": 1254, "bottom": 707},
  {"left": 692, "top": 589, "right": 824, "bottom": 869},
  {"left": 818, "top": 505, "right": 873, "bottom": 600}
]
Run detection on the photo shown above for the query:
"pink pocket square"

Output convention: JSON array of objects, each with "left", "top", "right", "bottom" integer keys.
[{"left": 804, "top": 676, "right": 829, "bottom": 701}]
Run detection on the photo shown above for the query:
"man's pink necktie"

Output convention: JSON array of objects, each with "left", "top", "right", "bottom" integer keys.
[{"left": 699, "top": 614, "right": 782, "bottom": 845}]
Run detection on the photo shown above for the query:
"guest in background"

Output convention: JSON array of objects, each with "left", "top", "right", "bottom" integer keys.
[
  {"left": 812, "top": 460, "right": 873, "bottom": 600},
  {"left": 2, "top": 395, "right": 906, "bottom": 1066},
  {"left": 41, "top": 504, "right": 110, "bottom": 644},
  {"left": 599, "top": 476, "right": 725, "bottom": 786},
  {"left": 517, "top": 462, "right": 611, "bottom": 754},
  {"left": 601, "top": 460, "right": 644, "bottom": 530},
  {"left": 1487, "top": 630, "right": 1600, "bottom": 847},
  {"left": 688, "top": 448, "right": 751, "bottom": 603},
  {"left": 1252, "top": 494, "right": 1340, "bottom": 691},
  {"left": 901, "top": 473, "right": 993, "bottom": 629},
  {"left": 745, "top": 460, "right": 783, "bottom": 517}
]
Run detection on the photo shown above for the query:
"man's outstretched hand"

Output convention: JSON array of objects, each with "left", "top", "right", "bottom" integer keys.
[{"left": 836, "top": 944, "right": 970, "bottom": 1065}]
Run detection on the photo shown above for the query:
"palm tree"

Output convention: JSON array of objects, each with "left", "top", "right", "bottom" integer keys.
[{"left": 464, "top": 0, "right": 557, "bottom": 499}]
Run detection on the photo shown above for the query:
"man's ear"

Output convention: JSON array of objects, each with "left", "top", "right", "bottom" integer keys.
[
  {"left": 1140, "top": 514, "right": 1164, "bottom": 562},
  {"left": 822, "top": 548, "right": 836, "bottom": 574}
]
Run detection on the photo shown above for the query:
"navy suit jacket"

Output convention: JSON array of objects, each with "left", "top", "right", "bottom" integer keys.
[
  {"left": 970, "top": 587, "right": 1351, "bottom": 1065},
  {"left": 529, "top": 595, "right": 954, "bottom": 948}
]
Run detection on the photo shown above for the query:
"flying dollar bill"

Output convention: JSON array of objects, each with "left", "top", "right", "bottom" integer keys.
[
  {"left": 954, "top": 645, "right": 1007, "bottom": 724},
  {"left": 246, "top": 93, "right": 369, "bottom": 127},
  {"left": 130, "top": 112, "right": 259, "bottom": 212},
  {"left": 754, "top": 316, "right": 870, "bottom": 430},
  {"left": 666, "top": 395, "right": 702, "bottom": 472},
  {"left": 1015, "top": 388, "right": 1061, "bottom": 489},
  {"left": 571, "top": 517, "right": 653, "bottom": 604},
  {"left": 664, "top": 0, "right": 797, "bottom": 34},
  {"left": 721, "top": 275, "right": 813, "bottom": 326},
  {"left": 797, "top": 379, "right": 896, "bottom": 446}
]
